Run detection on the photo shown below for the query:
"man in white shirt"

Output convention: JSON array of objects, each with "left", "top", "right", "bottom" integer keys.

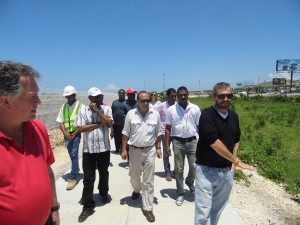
[
  {"left": 165, "top": 86, "right": 201, "bottom": 206},
  {"left": 121, "top": 91, "right": 162, "bottom": 223}
]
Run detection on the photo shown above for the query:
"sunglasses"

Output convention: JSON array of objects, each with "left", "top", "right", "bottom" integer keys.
[
  {"left": 140, "top": 99, "right": 151, "bottom": 103},
  {"left": 216, "top": 93, "right": 233, "bottom": 100},
  {"left": 151, "top": 94, "right": 157, "bottom": 96}
]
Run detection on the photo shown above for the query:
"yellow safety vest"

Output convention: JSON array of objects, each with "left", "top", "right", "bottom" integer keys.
[{"left": 62, "top": 101, "right": 82, "bottom": 133}]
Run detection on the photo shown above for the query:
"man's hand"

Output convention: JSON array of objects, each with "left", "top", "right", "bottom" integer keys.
[
  {"left": 52, "top": 211, "right": 60, "bottom": 225},
  {"left": 156, "top": 148, "right": 162, "bottom": 158},
  {"left": 89, "top": 102, "right": 98, "bottom": 112},
  {"left": 65, "top": 133, "right": 73, "bottom": 141},
  {"left": 110, "top": 131, "right": 114, "bottom": 139},
  {"left": 166, "top": 146, "right": 172, "bottom": 156},
  {"left": 121, "top": 149, "right": 127, "bottom": 160},
  {"left": 232, "top": 160, "right": 256, "bottom": 172}
]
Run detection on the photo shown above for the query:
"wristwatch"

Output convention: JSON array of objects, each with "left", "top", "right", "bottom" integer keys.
[{"left": 51, "top": 203, "right": 60, "bottom": 212}]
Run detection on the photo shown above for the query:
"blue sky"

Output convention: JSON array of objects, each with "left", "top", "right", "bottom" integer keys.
[{"left": 1, "top": 0, "right": 299, "bottom": 92}]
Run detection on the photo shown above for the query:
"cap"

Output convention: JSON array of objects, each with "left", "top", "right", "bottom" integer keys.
[
  {"left": 63, "top": 86, "right": 77, "bottom": 96},
  {"left": 88, "top": 87, "right": 102, "bottom": 96},
  {"left": 126, "top": 88, "right": 137, "bottom": 95}
]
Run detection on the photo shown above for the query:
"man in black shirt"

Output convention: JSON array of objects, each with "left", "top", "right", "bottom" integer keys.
[
  {"left": 111, "top": 89, "right": 126, "bottom": 153},
  {"left": 194, "top": 82, "right": 255, "bottom": 225}
]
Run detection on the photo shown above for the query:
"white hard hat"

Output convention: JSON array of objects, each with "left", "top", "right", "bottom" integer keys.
[
  {"left": 88, "top": 87, "right": 102, "bottom": 96},
  {"left": 63, "top": 85, "right": 77, "bottom": 96}
]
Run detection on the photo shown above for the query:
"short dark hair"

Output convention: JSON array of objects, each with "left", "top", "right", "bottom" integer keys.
[
  {"left": 137, "top": 90, "right": 149, "bottom": 100},
  {"left": 166, "top": 88, "right": 176, "bottom": 97},
  {"left": 212, "top": 82, "right": 231, "bottom": 95},
  {"left": 177, "top": 86, "right": 188, "bottom": 95},
  {"left": 118, "top": 89, "right": 125, "bottom": 94},
  {"left": 0, "top": 61, "right": 40, "bottom": 98}
]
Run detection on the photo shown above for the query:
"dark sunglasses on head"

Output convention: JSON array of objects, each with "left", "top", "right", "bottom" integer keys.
[
  {"left": 216, "top": 93, "right": 233, "bottom": 100},
  {"left": 140, "top": 99, "right": 151, "bottom": 103}
]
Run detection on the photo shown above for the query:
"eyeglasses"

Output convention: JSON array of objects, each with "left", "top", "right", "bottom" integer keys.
[
  {"left": 151, "top": 94, "right": 157, "bottom": 96},
  {"left": 140, "top": 99, "right": 151, "bottom": 103},
  {"left": 216, "top": 93, "right": 233, "bottom": 100}
]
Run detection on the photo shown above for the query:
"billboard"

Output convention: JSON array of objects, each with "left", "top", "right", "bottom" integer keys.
[
  {"left": 273, "top": 78, "right": 286, "bottom": 85},
  {"left": 276, "top": 59, "right": 300, "bottom": 71}
]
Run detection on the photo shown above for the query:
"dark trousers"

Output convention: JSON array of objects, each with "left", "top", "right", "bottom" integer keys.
[
  {"left": 81, "top": 151, "right": 110, "bottom": 209},
  {"left": 113, "top": 124, "right": 123, "bottom": 151}
]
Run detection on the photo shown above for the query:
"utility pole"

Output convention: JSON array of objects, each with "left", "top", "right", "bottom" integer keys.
[
  {"left": 257, "top": 78, "right": 260, "bottom": 94},
  {"left": 163, "top": 73, "right": 165, "bottom": 92}
]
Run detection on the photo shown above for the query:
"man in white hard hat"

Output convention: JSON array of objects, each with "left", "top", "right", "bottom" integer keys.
[
  {"left": 76, "top": 87, "right": 113, "bottom": 223},
  {"left": 56, "top": 85, "right": 85, "bottom": 190}
]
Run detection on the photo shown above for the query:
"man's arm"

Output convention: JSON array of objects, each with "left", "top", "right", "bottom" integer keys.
[
  {"left": 77, "top": 123, "right": 100, "bottom": 133},
  {"left": 121, "top": 134, "right": 129, "bottom": 160},
  {"left": 165, "top": 125, "right": 172, "bottom": 155},
  {"left": 155, "top": 135, "right": 162, "bottom": 158},
  {"left": 90, "top": 103, "right": 113, "bottom": 127},
  {"left": 48, "top": 167, "right": 60, "bottom": 225},
  {"left": 211, "top": 139, "right": 255, "bottom": 171},
  {"left": 59, "top": 123, "right": 72, "bottom": 141}
]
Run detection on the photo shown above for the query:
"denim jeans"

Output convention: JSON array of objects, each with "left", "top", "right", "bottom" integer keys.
[
  {"left": 161, "top": 135, "right": 171, "bottom": 174},
  {"left": 194, "top": 165, "right": 234, "bottom": 225},
  {"left": 173, "top": 138, "right": 197, "bottom": 196},
  {"left": 65, "top": 133, "right": 81, "bottom": 180}
]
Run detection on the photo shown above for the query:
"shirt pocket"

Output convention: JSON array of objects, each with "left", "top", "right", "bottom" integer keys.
[
  {"left": 146, "top": 120, "right": 157, "bottom": 135},
  {"left": 132, "top": 119, "right": 142, "bottom": 132}
]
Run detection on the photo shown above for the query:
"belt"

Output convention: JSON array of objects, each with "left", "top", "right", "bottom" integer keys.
[
  {"left": 173, "top": 136, "right": 196, "bottom": 143},
  {"left": 130, "top": 145, "right": 153, "bottom": 150}
]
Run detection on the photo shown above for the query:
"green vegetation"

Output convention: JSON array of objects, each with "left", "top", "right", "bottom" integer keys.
[{"left": 190, "top": 95, "right": 300, "bottom": 195}]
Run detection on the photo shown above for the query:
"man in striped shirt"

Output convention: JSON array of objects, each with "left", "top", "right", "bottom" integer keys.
[{"left": 76, "top": 87, "right": 113, "bottom": 223}]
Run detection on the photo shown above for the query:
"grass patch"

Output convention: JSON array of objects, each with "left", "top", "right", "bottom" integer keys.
[{"left": 190, "top": 95, "right": 300, "bottom": 195}]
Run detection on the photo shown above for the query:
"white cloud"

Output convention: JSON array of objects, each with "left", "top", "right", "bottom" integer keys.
[{"left": 103, "top": 84, "right": 120, "bottom": 92}]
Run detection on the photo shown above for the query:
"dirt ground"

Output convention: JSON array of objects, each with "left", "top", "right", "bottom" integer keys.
[{"left": 48, "top": 129, "right": 300, "bottom": 225}]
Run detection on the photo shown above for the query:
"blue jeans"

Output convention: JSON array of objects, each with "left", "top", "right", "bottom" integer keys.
[
  {"left": 65, "top": 133, "right": 81, "bottom": 180},
  {"left": 194, "top": 165, "right": 234, "bottom": 225},
  {"left": 162, "top": 135, "right": 171, "bottom": 174},
  {"left": 173, "top": 139, "right": 197, "bottom": 196}
]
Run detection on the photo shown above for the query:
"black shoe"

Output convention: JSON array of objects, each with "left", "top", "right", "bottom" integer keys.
[
  {"left": 78, "top": 209, "right": 94, "bottom": 223},
  {"left": 132, "top": 191, "right": 140, "bottom": 200},
  {"left": 101, "top": 194, "right": 111, "bottom": 204},
  {"left": 185, "top": 181, "right": 195, "bottom": 194}
]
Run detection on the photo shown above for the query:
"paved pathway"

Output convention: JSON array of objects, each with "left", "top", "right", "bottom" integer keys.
[{"left": 55, "top": 138, "right": 246, "bottom": 225}]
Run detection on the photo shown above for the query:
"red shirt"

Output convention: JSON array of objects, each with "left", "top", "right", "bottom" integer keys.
[{"left": 0, "top": 119, "right": 55, "bottom": 225}]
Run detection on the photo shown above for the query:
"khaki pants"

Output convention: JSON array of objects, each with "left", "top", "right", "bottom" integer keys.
[{"left": 129, "top": 145, "right": 156, "bottom": 211}]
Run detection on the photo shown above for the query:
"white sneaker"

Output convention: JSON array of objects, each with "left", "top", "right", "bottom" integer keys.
[{"left": 175, "top": 196, "right": 185, "bottom": 206}]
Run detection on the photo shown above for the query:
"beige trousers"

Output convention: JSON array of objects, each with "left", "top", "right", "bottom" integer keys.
[{"left": 129, "top": 145, "right": 156, "bottom": 211}]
